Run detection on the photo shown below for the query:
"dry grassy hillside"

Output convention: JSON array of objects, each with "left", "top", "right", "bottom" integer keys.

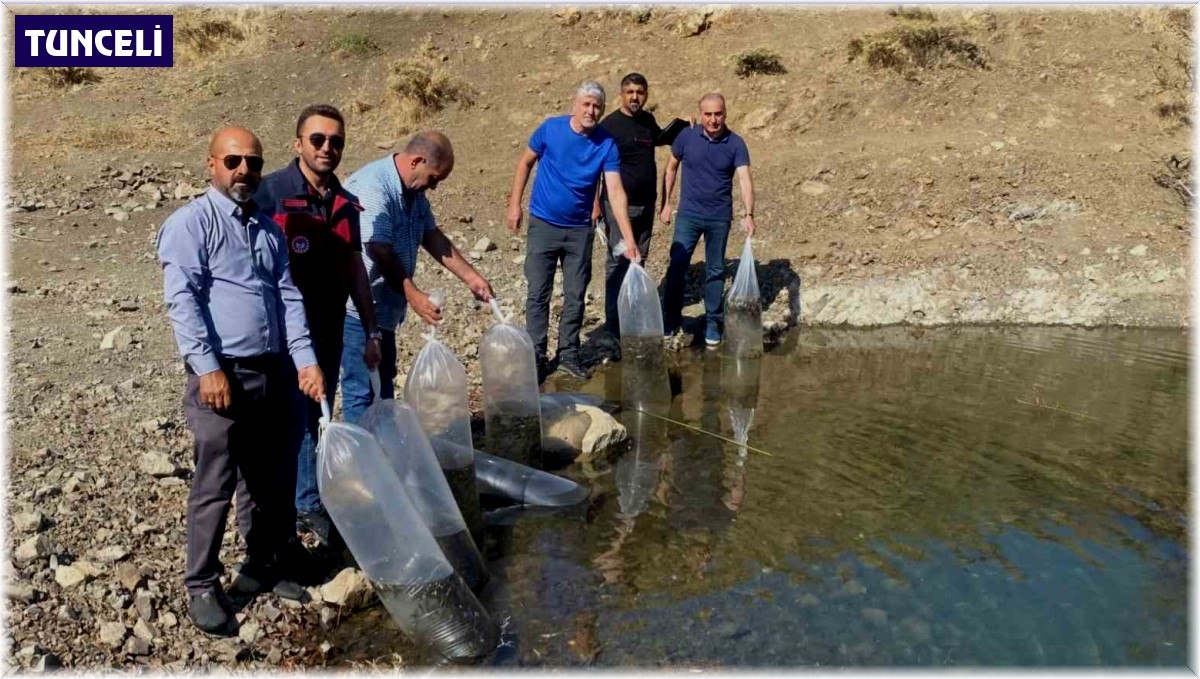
[{"left": 8, "top": 7, "right": 1193, "bottom": 326}]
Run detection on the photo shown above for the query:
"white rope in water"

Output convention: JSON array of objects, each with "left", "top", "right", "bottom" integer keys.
[{"left": 626, "top": 406, "right": 774, "bottom": 457}]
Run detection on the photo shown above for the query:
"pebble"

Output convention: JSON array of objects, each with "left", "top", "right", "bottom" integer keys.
[
  {"left": 13, "top": 511, "right": 45, "bottom": 533},
  {"left": 134, "top": 590, "right": 155, "bottom": 622},
  {"left": 862, "top": 607, "right": 888, "bottom": 624},
  {"left": 239, "top": 621, "right": 262, "bottom": 644},
  {"left": 95, "top": 545, "right": 130, "bottom": 563},
  {"left": 139, "top": 451, "right": 179, "bottom": 477},
  {"left": 54, "top": 565, "right": 89, "bottom": 589},
  {"left": 7, "top": 583, "right": 40, "bottom": 603},
  {"left": 116, "top": 563, "right": 144, "bottom": 591},
  {"left": 98, "top": 621, "right": 127, "bottom": 648},
  {"left": 133, "top": 618, "right": 156, "bottom": 641},
  {"left": 123, "top": 636, "right": 151, "bottom": 656}
]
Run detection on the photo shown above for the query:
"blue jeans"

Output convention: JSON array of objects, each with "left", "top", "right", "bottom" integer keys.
[
  {"left": 291, "top": 333, "right": 344, "bottom": 515},
  {"left": 339, "top": 320, "right": 397, "bottom": 427},
  {"left": 662, "top": 215, "right": 730, "bottom": 335}
]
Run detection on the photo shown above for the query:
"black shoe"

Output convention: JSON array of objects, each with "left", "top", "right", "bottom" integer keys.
[
  {"left": 536, "top": 361, "right": 552, "bottom": 385},
  {"left": 229, "top": 564, "right": 309, "bottom": 602},
  {"left": 188, "top": 589, "right": 235, "bottom": 636},
  {"left": 598, "top": 336, "right": 622, "bottom": 362},
  {"left": 278, "top": 537, "right": 328, "bottom": 586},
  {"left": 556, "top": 353, "right": 590, "bottom": 380},
  {"left": 297, "top": 508, "right": 342, "bottom": 550}
]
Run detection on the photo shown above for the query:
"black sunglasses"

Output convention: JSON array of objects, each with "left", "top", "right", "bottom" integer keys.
[
  {"left": 307, "top": 133, "right": 345, "bottom": 151},
  {"left": 213, "top": 154, "right": 265, "bottom": 172}
]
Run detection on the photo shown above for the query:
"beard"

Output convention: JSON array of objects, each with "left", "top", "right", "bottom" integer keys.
[{"left": 228, "top": 183, "right": 254, "bottom": 204}]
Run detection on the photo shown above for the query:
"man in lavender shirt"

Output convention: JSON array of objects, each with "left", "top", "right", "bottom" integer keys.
[{"left": 157, "top": 126, "right": 326, "bottom": 636}]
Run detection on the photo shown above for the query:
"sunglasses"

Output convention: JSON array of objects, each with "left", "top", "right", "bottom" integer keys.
[
  {"left": 213, "top": 154, "right": 265, "bottom": 172},
  {"left": 307, "top": 133, "right": 345, "bottom": 151}
]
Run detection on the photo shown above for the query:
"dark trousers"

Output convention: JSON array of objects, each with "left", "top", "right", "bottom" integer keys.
[
  {"left": 183, "top": 354, "right": 295, "bottom": 594},
  {"left": 663, "top": 215, "right": 731, "bottom": 334},
  {"left": 524, "top": 215, "right": 594, "bottom": 363},
  {"left": 601, "top": 201, "right": 655, "bottom": 337}
]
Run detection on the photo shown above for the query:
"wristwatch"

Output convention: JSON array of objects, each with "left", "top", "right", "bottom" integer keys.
[{"left": 368, "top": 330, "right": 383, "bottom": 341}]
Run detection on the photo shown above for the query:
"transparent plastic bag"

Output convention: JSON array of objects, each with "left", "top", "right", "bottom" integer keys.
[
  {"left": 615, "top": 240, "right": 664, "bottom": 340},
  {"left": 722, "top": 354, "right": 762, "bottom": 445},
  {"left": 480, "top": 300, "right": 543, "bottom": 468},
  {"left": 616, "top": 337, "right": 671, "bottom": 519},
  {"left": 725, "top": 236, "right": 763, "bottom": 359},
  {"left": 403, "top": 291, "right": 484, "bottom": 545},
  {"left": 615, "top": 408, "right": 666, "bottom": 520},
  {"left": 615, "top": 239, "right": 665, "bottom": 368},
  {"left": 317, "top": 422, "right": 497, "bottom": 662},
  {"left": 359, "top": 398, "right": 490, "bottom": 593},
  {"left": 431, "top": 435, "right": 589, "bottom": 507}
]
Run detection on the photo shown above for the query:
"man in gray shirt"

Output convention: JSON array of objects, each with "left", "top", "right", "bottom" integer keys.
[{"left": 157, "top": 126, "right": 326, "bottom": 635}]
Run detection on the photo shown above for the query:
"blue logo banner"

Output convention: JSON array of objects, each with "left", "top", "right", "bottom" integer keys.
[{"left": 15, "top": 15, "right": 173, "bottom": 67}]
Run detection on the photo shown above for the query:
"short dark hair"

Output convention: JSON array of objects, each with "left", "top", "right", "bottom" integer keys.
[
  {"left": 620, "top": 73, "right": 648, "bottom": 90},
  {"left": 404, "top": 130, "right": 454, "bottom": 168},
  {"left": 295, "top": 104, "right": 345, "bottom": 137}
]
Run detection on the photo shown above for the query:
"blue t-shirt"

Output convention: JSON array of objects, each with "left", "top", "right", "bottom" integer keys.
[
  {"left": 671, "top": 126, "right": 751, "bottom": 223},
  {"left": 342, "top": 155, "right": 437, "bottom": 331},
  {"left": 528, "top": 115, "right": 620, "bottom": 228}
]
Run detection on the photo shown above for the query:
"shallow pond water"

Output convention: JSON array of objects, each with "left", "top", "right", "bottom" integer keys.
[{"left": 315, "top": 326, "right": 1188, "bottom": 668}]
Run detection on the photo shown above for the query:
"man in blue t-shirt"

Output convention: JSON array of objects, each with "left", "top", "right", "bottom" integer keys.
[
  {"left": 507, "top": 80, "right": 642, "bottom": 380},
  {"left": 660, "top": 93, "right": 757, "bottom": 346}
]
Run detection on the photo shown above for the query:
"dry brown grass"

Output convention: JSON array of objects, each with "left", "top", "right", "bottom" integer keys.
[
  {"left": 384, "top": 46, "right": 477, "bottom": 135},
  {"left": 1136, "top": 8, "right": 1193, "bottom": 126},
  {"left": 887, "top": 6, "right": 936, "bottom": 22},
  {"left": 345, "top": 42, "right": 478, "bottom": 139},
  {"left": 1151, "top": 152, "right": 1193, "bottom": 207},
  {"left": 14, "top": 116, "right": 192, "bottom": 155},
  {"left": 328, "top": 33, "right": 380, "bottom": 58},
  {"left": 174, "top": 8, "right": 272, "bottom": 63},
  {"left": 41, "top": 67, "right": 101, "bottom": 89},
  {"left": 847, "top": 23, "right": 987, "bottom": 72},
  {"left": 732, "top": 49, "right": 787, "bottom": 78}
]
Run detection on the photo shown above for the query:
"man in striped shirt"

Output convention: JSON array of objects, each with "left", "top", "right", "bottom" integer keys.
[{"left": 340, "top": 131, "right": 494, "bottom": 424}]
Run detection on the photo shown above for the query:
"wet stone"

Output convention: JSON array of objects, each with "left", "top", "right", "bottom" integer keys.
[{"left": 862, "top": 607, "right": 888, "bottom": 625}]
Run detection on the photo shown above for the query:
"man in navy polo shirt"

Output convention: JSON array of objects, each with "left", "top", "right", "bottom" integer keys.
[
  {"left": 507, "top": 80, "right": 642, "bottom": 380},
  {"left": 255, "top": 104, "right": 381, "bottom": 548},
  {"left": 660, "top": 93, "right": 757, "bottom": 346}
]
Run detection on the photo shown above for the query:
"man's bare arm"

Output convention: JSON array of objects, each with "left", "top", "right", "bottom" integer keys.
[
  {"left": 422, "top": 228, "right": 494, "bottom": 302},
  {"left": 507, "top": 148, "right": 540, "bottom": 233}
]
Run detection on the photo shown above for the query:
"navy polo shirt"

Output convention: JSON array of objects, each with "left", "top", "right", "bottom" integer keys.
[{"left": 671, "top": 126, "right": 751, "bottom": 223}]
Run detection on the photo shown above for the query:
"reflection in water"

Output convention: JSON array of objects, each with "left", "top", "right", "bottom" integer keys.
[
  {"left": 721, "top": 354, "right": 760, "bottom": 513},
  {"left": 312, "top": 327, "right": 1188, "bottom": 668},
  {"left": 598, "top": 335, "right": 673, "bottom": 588}
]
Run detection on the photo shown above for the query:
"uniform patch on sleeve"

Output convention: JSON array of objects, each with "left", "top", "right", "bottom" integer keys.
[{"left": 291, "top": 236, "right": 310, "bottom": 254}]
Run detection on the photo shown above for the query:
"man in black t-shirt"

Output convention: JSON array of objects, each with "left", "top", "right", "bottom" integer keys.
[{"left": 592, "top": 73, "right": 691, "bottom": 359}]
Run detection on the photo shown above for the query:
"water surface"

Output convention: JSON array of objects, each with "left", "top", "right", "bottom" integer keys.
[{"left": 319, "top": 327, "right": 1189, "bottom": 668}]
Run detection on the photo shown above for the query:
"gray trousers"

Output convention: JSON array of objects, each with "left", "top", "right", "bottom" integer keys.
[
  {"left": 182, "top": 353, "right": 296, "bottom": 594},
  {"left": 524, "top": 215, "right": 595, "bottom": 363}
]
